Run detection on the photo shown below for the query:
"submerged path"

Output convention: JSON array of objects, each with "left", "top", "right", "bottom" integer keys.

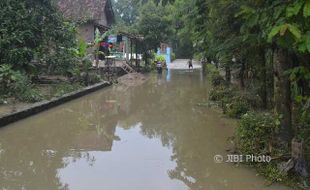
[
  {"left": 168, "top": 59, "right": 201, "bottom": 70},
  {"left": 0, "top": 68, "right": 291, "bottom": 190}
]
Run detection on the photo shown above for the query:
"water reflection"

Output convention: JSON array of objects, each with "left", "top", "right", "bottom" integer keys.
[{"left": 0, "top": 70, "right": 291, "bottom": 190}]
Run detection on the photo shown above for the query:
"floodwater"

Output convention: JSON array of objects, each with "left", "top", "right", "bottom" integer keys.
[{"left": 0, "top": 69, "right": 291, "bottom": 190}]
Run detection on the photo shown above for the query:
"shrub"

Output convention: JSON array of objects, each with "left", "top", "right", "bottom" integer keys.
[
  {"left": 225, "top": 98, "right": 249, "bottom": 118},
  {"left": 206, "top": 64, "right": 218, "bottom": 74},
  {"left": 51, "top": 83, "right": 82, "bottom": 97},
  {"left": 236, "top": 112, "right": 278, "bottom": 155},
  {"left": 18, "top": 87, "right": 43, "bottom": 102},
  {"left": 87, "top": 73, "right": 101, "bottom": 85},
  {"left": 211, "top": 74, "right": 225, "bottom": 87},
  {"left": 155, "top": 55, "right": 166, "bottom": 63},
  {"left": 224, "top": 91, "right": 261, "bottom": 118},
  {"left": 0, "top": 64, "right": 42, "bottom": 102},
  {"left": 209, "top": 86, "right": 234, "bottom": 102},
  {"left": 206, "top": 64, "right": 225, "bottom": 86},
  {"left": 171, "top": 52, "right": 176, "bottom": 61},
  {"left": 0, "top": 64, "right": 19, "bottom": 95},
  {"left": 0, "top": 0, "right": 77, "bottom": 75},
  {"left": 257, "top": 163, "right": 290, "bottom": 183}
]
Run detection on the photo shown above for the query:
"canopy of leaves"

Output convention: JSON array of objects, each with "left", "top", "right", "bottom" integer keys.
[{"left": 0, "top": 0, "right": 77, "bottom": 75}]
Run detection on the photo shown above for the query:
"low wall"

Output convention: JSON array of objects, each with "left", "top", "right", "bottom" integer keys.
[{"left": 0, "top": 81, "right": 112, "bottom": 127}]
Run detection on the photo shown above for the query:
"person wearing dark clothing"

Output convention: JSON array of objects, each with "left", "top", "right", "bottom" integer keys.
[
  {"left": 156, "top": 61, "right": 163, "bottom": 74},
  {"left": 188, "top": 59, "right": 193, "bottom": 69},
  {"left": 98, "top": 42, "right": 106, "bottom": 60}
]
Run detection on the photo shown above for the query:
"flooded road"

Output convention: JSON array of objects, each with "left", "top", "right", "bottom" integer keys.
[{"left": 0, "top": 70, "right": 291, "bottom": 190}]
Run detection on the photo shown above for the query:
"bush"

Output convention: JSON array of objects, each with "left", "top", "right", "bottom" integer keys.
[
  {"left": 236, "top": 112, "right": 278, "bottom": 155},
  {"left": 225, "top": 98, "right": 249, "bottom": 118},
  {"left": 18, "top": 87, "right": 43, "bottom": 102},
  {"left": 0, "top": 0, "right": 77, "bottom": 75},
  {"left": 206, "top": 64, "right": 225, "bottom": 86},
  {"left": 257, "top": 163, "right": 291, "bottom": 183},
  {"left": 206, "top": 64, "right": 218, "bottom": 74},
  {"left": 51, "top": 83, "right": 82, "bottom": 97},
  {"left": 211, "top": 74, "right": 225, "bottom": 87},
  {"left": 209, "top": 86, "right": 234, "bottom": 102},
  {"left": 171, "top": 52, "right": 176, "bottom": 61},
  {"left": 0, "top": 64, "right": 42, "bottom": 102},
  {"left": 155, "top": 55, "right": 166, "bottom": 63},
  {"left": 224, "top": 91, "right": 261, "bottom": 118},
  {"left": 87, "top": 73, "right": 101, "bottom": 85}
]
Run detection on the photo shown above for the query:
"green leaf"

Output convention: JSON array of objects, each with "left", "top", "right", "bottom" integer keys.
[
  {"left": 235, "top": 6, "right": 255, "bottom": 18},
  {"left": 298, "top": 33, "right": 310, "bottom": 52},
  {"left": 267, "top": 25, "right": 282, "bottom": 42},
  {"left": 287, "top": 24, "right": 301, "bottom": 40},
  {"left": 304, "top": 0, "right": 310, "bottom": 17},
  {"left": 280, "top": 24, "right": 289, "bottom": 36},
  {"left": 306, "top": 33, "right": 310, "bottom": 52},
  {"left": 287, "top": 1, "right": 303, "bottom": 17}
]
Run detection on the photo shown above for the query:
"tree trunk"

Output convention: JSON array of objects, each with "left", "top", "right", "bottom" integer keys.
[
  {"left": 240, "top": 59, "right": 245, "bottom": 89},
  {"left": 269, "top": 49, "right": 275, "bottom": 108},
  {"left": 273, "top": 48, "right": 293, "bottom": 143},
  {"left": 225, "top": 63, "right": 231, "bottom": 84},
  {"left": 130, "top": 39, "right": 133, "bottom": 66},
  {"left": 260, "top": 47, "right": 267, "bottom": 109},
  {"left": 135, "top": 40, "right": 138, "bottom": 67}
]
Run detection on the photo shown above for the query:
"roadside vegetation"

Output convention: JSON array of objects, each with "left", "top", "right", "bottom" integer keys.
[
  {"left": 0, "top": 0, "right": 107, "bottom": 112},
  {"left": 207, "top": 63, "right": 308, "bottom": 188}
]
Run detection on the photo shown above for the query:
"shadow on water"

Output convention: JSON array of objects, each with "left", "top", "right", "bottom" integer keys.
[{"left": 0, "top": 70, "right": 291, "bottom": 190}]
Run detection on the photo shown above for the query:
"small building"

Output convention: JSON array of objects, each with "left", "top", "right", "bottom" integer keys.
[{"left": 57, "top": 0, "right": 114, "bottom": 43}]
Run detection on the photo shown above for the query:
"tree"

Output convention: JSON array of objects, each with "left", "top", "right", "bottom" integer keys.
[
  {"left": 0, "top": 0, "right": 77, "bottom": 76},
  {"left": 136, "top": 1, "right": 172, "bottom": 50},
  {"left": 113, "top": 0, "right": 140, "bottom": 26}
]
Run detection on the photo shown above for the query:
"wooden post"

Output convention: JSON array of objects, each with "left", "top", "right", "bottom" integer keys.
[
  {"left": 130, "top": 39, "right": 133, "bottom": 66},
  {"left": 145, "top": 50, "right": 148, "bottom": 67},
  {"left": 135, "top": 40, "right": 138, "bottom": 67}
]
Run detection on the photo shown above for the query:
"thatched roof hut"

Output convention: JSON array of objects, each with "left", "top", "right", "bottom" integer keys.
[
  {"left": 57, "top": 0, "right": 114, "bottom": 42},
  {"left": 57, "top": 0, "right": 114, "bottom": 25}
]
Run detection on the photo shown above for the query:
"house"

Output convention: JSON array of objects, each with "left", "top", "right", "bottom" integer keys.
[{"left": 57, "top": 0, "right": 114, "bottom": 43}]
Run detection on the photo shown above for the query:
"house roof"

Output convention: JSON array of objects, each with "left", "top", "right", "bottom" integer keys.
[{"left": 57, "top": 0, "right": 113, "bottom": 22}]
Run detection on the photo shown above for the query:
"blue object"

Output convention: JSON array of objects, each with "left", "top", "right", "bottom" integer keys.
[
  {"left": 166, "top": 69, "right": 171, "bottom": 81},
  {"left": 166, "top": 47, "right": 171, "bottom": 65},
  {"left": 157, "top": 48, "right": 161, "bottom": 55}
]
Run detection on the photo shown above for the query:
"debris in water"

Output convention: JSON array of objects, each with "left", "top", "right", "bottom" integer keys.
[{"left": 117, "top": 73, "right": 146, "bottom": 87}]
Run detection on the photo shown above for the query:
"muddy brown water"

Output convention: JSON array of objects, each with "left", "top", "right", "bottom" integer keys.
[{"left": 0, "top": 70, "right": 291, "bottom": 190}]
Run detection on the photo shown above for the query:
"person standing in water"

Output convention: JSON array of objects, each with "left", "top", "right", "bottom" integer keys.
[{"left": 188, "top": 59, "right": 193, "bottom": 70}]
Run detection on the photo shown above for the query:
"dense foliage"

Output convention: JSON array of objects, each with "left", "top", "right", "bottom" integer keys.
[
  {"left": 0, "top": 0, "right": 77, "bottom": 76},
  {"left": 0, "top": 0, "right": 81, "bottom": 101}
]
